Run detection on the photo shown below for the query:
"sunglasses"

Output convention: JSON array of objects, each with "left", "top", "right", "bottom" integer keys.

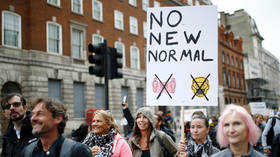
[{"left": 3, "top": 102, "right": 22, "bottom": 110}]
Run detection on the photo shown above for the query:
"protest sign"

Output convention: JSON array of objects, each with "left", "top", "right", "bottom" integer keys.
[
  {"left": 146, "top": 6, "right": 218, "bottom": 106},
  {"left": 249, "top": 102, "right": 267, "bottom": 115},
  {"left": 184, "top": 108, "right": 207, "bottom": 121}
]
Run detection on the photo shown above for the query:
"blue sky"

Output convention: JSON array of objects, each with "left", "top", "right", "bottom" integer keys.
[{"left": 211, "top": 0, "right": 280, "bottom": 60}]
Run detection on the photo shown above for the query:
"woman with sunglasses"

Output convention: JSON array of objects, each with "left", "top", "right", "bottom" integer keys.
[{"left": 83, "top": 110, "right": 132, "bottom": 157}]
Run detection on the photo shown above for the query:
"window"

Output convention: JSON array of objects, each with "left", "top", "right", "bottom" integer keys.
[
  {"left": 92, "top": 34, "right": 104, "bottom": 44},
  {"left": 221, "top": 52, "right": 225, "bottom": 63},
  {"left": 188, "top": 0, "right": 193, "bottom": 5},
  {"left": 236, "top": 57, "right": 239, "bottom": 68},
  {"left": 2, "top": 11, "right": 21, "bottom": 48},
  {"left": 72, "top": 29, "right": 83, "bottom": 58},
  {"left": 48, "top": 79, "right": 61, "bottom": 101},
  {"left": 223, "top": 71, "right": 227, "bottom": 86},
  {"left": 142, "top": 0, "right": 149, "bottom": 11},
  {"left": 232, "top": 72, "right": 235, "bottom": 88},
  {"left": 137, "top": 88, "right": 143, "bottom": 108},
  {"left": 92, "top": 0, "right": 103, "bottom": 21},
  {"left": 47, "top": 0, "right": 60, "bottom": 7},
  {"left": 154, "top": 1, "right": 160, "bottom": 7},
  {"left": 130, "top": 46, "right": 140, "bottom": 69},
  {"left": 227, "top": 55, "right": 230, "bottom": 64},
  {"left": 195, "top": 0, "right": 200, "bottom": 5},
  {"left": 129, "top": 16, "right": 138, "bottom": 35},
  {"left": 72, "top": 0, "right": 83, "bottom": 14},
  {"left": 95, "top": 84, "right": 105, "bottom": 108},
  {"left": 74, "top": 82, "right": 85, "bottom": 118},
  {"left": 240, "top": 60, "right": 243, "bottom": 69},
  {"left": 143, "top": 22, "right": 147, "bottom": 38},
  {"left": 114, "top": 10, "right": 124, "bottom": 30},
  {"left": 227, "top": 71, "right": 231, "bottom": 87},
  {"left": 115, "top": 41, "right": 126, "bottom": 67},
  {"left": 129, "top": 0, "right": 137, "bottom": 7},
  {"left": 236, "top": 75, "right": 240, "bottom": 88},
  {"left": 231, "top": 56, "right": 235, "bottom": 67},
  {"left": 47, "top": 21, "right": 62, "bottom": 54}
]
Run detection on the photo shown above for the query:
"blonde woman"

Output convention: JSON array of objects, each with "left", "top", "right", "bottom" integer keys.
[{"left": 83, "top": 110, "right": 132, "bottom": 157}]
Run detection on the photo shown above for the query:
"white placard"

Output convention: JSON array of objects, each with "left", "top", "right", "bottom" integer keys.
[
  {"left": 184, "top": 108, "right": 207, "bottom": 122},
  {"left": 249, "top": 102, "right": 267, "bottom": 115},
  {"left": 146, "top": 6, "right": 218, "bottom": 106}
]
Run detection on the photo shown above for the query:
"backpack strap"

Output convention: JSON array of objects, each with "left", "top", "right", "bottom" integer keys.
[
  {"left": 155, "top": 131, "right": 169, "bottom": 156},
  {"left": 24, "top": 140, "right": 38, "bottom": 157},
  {"left": 60, "top": 138, "right": 76, "bottom": 157},
  {"left": 272, "top": 117, "right": 276, "bottom": 128}
]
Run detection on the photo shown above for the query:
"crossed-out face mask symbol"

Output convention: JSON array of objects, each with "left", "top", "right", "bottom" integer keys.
[
  {"left": 152, "top": 74, "right": 174, "bottom": 99},
  {"left": 191, "top": 74, "right": 210, "bottom": 101}
]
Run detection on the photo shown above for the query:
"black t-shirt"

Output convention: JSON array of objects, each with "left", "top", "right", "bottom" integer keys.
[{"left": 141, "top": 150, "right": 150, "bottom": 157}]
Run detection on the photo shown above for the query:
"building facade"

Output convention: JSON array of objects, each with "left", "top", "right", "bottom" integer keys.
[
  {"left": 1, "top": 0, "right": 208, "bottom": 138},
  {"left": 218, "top": 25, "right": 247, "bottom": 111},
  {"left": 219, "top": 9, "right": 280, "bottom": 109}
]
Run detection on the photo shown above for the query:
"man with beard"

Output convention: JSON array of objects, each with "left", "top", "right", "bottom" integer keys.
[
  {"left": 21, "top": 98, "right": 91, "bottom": 157},
  {"left": 1, "top": 93, "right": 37, "bottom": 157}
]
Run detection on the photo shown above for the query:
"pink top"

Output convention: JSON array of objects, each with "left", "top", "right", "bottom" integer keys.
[{"left": 111, "top": 133, "right": 132, "bottom": 157}]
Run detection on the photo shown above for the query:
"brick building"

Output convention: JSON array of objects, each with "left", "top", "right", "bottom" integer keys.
[
  {"left": 220, "top": 10, "right": 280, "bottom": 109},
  {"left": 1, "top": 0, "right": 215, "bottom": 138},
  {"left": 218, "top": 25, "right": 247, "bottom": 111}
]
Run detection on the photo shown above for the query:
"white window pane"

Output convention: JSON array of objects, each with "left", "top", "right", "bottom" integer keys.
[
  {"left": 92, "top": 34, "right": 103, "bottom": 44},
  {"left": 48, "top": 22, "right": 61, "bottom": 53},
  {"left": 48, "top": 0, "right": 60, "bottom": 6},
  {"left": 154, "top": 1, "right": 160, "bottom": 7},
  {"left": 130, "top": 16, "right": 138, "bottom": 35},
  {"left": 3, "top": 12, "right": 20, "bottom": 47},
  {"left": 142, "top": 0, "right": 149, "bottom": 11},
  {"left": 129, "top": 0, "right": 137, "bottom": 7},
  {"left": 131, "top": 46, "right": 139, "bottom": 69},
  {"left": 73, "top": 0, "right": 82, "bottom": 13},
  {"left": 72, "top": 29, "right": 82, "bottom": 58},
  {"left": 93, "top": 0, "right": 102, "bottom": 21},
  {"left": 114, "top": 10, "right": 123, "bottom": 30},
  {"left": 143, "top": 22, "right": 147, "bottom": 38},
  {"left": 115, "top": 42, "right": 125, "bottom": 67}
]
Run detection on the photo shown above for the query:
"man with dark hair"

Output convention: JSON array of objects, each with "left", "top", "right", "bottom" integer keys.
[
  {"left": 154, "top": 114, "right": 176, "bottom": 142},
  {"left": 1, "top": 93, "right": 36, "bottom": 157},
  {"left": 21, "top": 98, "right": 91, "bottom": 157}
]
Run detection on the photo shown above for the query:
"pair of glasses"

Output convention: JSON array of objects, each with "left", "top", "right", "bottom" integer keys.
[{"left": 3, "top": 102, "right": 22, "bottom": 110}]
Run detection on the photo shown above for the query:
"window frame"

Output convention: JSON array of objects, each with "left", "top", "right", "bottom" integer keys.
[
  {"left": 154, "top": 1, "right": 160, "bottom": 7},
  {"left": 2, "top": 11, "right": 22, "bottom": 48},
  {"left": 92, "top": 34, "right": 104, "bottom": 45},
  {"left": 129, "top": 0, "right": 137, "bottom": 7},
  {"left": 72, "top": 0, "right": 83, "bottom": 14},
  {"left": 47, "top": 0, "right": 61, "bottom": 7},
  {"left": 142, "top": 0, "right": 149, "bottom": 11},
  {"left": 114, "top": 10, "right": 124, "bottom": 30},
  {"left": 129, "top": 16, "right": 138, "bottom": 35},
  {"left": 130, "top": 45, "right": 140, "bottom": 69},
  {"left": 115, "top": 41, "right": 126, "bottom": 67},
  {"left": 143, "top": 21, "right": 147, "bottom": 38},
  {"left": 71, "top": 28, "right": 85, "bottom": 59},
  {"left": 92, "top": 0, "right": 103, "bottom": 22},
  {"left": 46, "top": 21, "right": 63, "bottom": 55}
]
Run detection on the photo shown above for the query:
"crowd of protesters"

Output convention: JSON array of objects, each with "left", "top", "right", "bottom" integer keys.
[{"left": 1, "top": 92, "right": 280, "bottom": 157}]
